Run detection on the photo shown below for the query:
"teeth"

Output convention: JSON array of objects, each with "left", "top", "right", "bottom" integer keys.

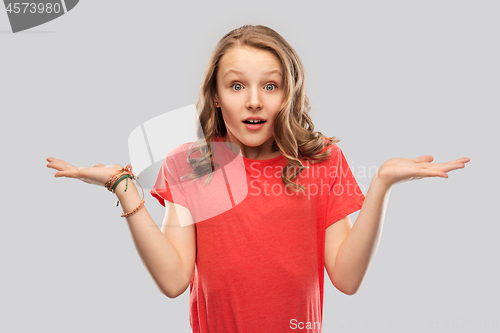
[{"left": 247, "top": 119, "right": 263, "bottom": 123}]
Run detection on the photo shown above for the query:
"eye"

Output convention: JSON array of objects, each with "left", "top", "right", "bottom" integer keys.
[
  {"left": 230, "top": 83, "right": 243, "bottom": 91},
  {"left": 265, "top": 83, "right": 277, "bottom": 91}
]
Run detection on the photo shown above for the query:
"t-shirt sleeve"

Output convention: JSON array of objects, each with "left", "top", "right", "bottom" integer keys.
[
  {"left": 325, "top": 144, "right": 366, "bottom": 228},
  {"left": 150, "top": 152, "right": 189, "bottom": 210}
]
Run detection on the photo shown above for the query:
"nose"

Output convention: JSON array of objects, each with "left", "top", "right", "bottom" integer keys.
[{"left": 246, "top": 87, "right": 263, "bottom": 110}]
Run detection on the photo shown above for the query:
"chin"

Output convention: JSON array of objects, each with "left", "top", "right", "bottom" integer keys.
[{"left": 242, "top": 135, "right": 270, "bottom": 146}]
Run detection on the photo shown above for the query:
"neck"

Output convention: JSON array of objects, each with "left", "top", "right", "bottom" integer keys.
[{"left": 222, "top": 133, "right": 279, "bottom": 160}]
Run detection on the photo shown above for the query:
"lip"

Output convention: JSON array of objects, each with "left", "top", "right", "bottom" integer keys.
[
  {"left": 242, "top": 117, "right": 267, "bottom": 131},
  {"left": 243, "top": 117, "right": 267, "bottom": 122},
  {"left": 243, "top": 122, "right": 266, "bottom": 130}
]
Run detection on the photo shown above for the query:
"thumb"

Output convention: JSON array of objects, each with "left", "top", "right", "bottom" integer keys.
[
  {"left": 54, "top": 170, "right": 80, "bottom": 178},
  {"left": 413, "top": 155, "right": 434, "bottom": 163}
]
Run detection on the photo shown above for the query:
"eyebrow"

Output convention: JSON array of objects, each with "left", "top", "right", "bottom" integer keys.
[{"left": 223, "top": 69, "right": 283, "bottom": 78}]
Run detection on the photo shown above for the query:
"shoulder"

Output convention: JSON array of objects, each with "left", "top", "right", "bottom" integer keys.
[
  {"left": 163, "top": 141, "right": 198, "bottom": 172},
  {"left": 299, "top": 138, "right": 341, "bottom": 168},
  {"left": 165, "top": 142, "right": 194, "bottom": 160},
  {"left": 165, "top": 138, "right": 220, "bottom": 167},
  {"left": 320, "top": 137, "right": 342, "bottom": 162}
]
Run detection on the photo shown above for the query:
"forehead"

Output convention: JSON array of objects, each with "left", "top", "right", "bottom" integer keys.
[{"left": 218, "top": 46, "right": 283, "bottom": 76}]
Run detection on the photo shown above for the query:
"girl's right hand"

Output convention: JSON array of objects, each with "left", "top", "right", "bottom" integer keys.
[{"left": 46, "top": 157, "right": 124, "bottom": 187}]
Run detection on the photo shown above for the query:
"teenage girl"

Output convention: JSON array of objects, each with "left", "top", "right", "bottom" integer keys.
[{"left": 46, "top": 25, "right": 470, "bottom": 333}]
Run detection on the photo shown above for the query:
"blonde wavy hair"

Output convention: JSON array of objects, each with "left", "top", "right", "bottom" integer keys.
[{"left": 183, "top": 24, "right": 340, "bottom": 192}]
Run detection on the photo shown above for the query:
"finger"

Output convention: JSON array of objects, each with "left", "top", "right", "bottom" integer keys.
[
  {"left": 46, "top": 157, "right": 62, "bottom": 167},
  {"left": 54, "top": 169, "right": 81, "bottom": 178},
  {"left": 423, "top": 158, "right": 469, "bottom": 170},
  {"left": 442, "top": 163, "right": 467, "bottom": 173},
  {"left": 46, "top": 157, "right": 69, "bottom": 164},
  {"left": 413, "top": 155, "right": 434, "bottom": 163},
  {"left": 92, "top": 163, "right": 105, "bottom": 167},
  {"left": 426, "top": 162, "right": 466, "bottom": 177},
  {"left": 47, "top": 160, "right": 73, "bottom": 172},
  {"left": 433, "top": 160, "right": 467, "bottom": 171},
  {"left": 453, "top": 157, "right": 470, "bottom": 164},
  {"left": 439, "top": 157, "right": 470, "bottom": 165},
  {"left": 47, "top": 160, "right": 64, "bottom": 171},
  {"left": 420, "top": 168, "right": 449, "bottom": 179},
  {"left": 47, "top": 158, "right": 78, "bottom": 171}
]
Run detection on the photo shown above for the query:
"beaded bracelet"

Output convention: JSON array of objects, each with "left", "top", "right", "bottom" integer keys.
[
  {"left": 121, "top": 199, "right": 145, "bottom": 218},
  {"left": 105, "top": 164, "right": 145, "bottom": 218}
]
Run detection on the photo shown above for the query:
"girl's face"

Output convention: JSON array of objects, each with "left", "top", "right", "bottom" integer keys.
[{"left": 214, "top": 45, "right": 285, "bottom": 159}]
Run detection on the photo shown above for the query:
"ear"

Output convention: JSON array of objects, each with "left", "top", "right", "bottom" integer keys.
[{"left": 213, "top": 92, "right": 219, "bottom": 105}]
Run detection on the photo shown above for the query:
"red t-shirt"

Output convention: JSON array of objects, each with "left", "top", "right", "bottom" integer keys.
[{"left": 150, "top": 136, "right": 365, "bottom": 332}]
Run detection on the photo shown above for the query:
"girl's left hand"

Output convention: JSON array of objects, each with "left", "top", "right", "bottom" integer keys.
[{"left": 376, "top": 155, "right": 470, "bottom": 188}]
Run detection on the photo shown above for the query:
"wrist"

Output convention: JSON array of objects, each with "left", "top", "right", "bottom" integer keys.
[
  {"left": 114, "top": 179, "right": 138, "bottom": 199},
  {"left": 372, "top": 171, "right": 393, "bottom": 192}
]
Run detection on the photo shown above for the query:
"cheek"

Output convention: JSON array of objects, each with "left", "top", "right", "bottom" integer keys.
[
  {"left": 268, "top": 100, "right": 283, "bottom": 121},
  {"left": 220, "top": 109, "right": 238, "bottom": 127},
  {"left": 270, "top": 92, "right": 285, "bottom": 109},
  {"left": 222, "top": 95, "right": 241, "bottom": 108}
]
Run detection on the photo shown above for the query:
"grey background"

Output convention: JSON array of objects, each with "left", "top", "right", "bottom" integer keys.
[{"left": 1, "top": 0, "right": 498, "bottom": 332}]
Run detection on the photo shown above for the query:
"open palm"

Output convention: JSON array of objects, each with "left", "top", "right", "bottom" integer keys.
[
  {"left": 46, "top": 157, "right": 124, "bottom": 187},
  {"left": 377, "top": 155, "right": 470, "bottom": 187}
]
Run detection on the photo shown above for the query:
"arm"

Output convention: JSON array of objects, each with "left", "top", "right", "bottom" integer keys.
[
  {"left": 325, "top": 155, "right": 470, "bottom": 295},
  {"left": 325, "top": 173, "right": 391, "bottom": 295},
  {"left": 115, "top": 180, "right": 196, "bottom": 298},
  {"left": 46, "top": 157, "right": 196, "bottom": 298}
]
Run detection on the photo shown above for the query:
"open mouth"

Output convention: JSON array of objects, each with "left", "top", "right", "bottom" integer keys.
[{"left": 243, "top": 120, "right": 266, "bottom": 124}]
